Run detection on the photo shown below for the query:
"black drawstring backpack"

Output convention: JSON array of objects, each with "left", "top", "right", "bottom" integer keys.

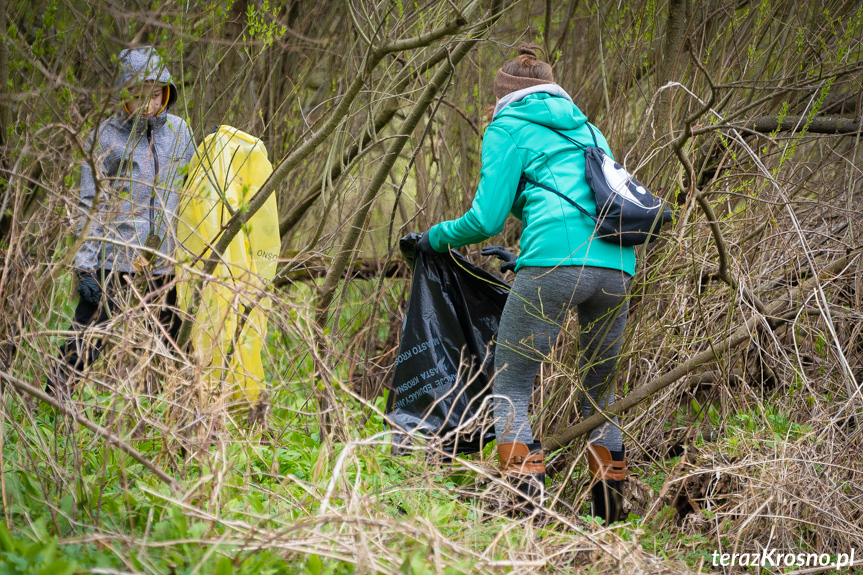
[{"left": 517, "top": 123, "right": 673, "bottom": 246}]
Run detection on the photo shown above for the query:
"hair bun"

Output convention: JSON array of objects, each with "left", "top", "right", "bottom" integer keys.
[
  {"left": 517, "top": 43, "right": 538, "bottom": 59},
  {"left": 497, "top": 42, "right": 554, "bottom": 89}
]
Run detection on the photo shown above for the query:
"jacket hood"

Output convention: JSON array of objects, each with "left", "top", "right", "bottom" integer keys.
[
  {"left": 115, "top": 46, "right": 178, "bottom": 112},
  {"left": 493, "top": 84, "right": 587, "bottom": 131}
]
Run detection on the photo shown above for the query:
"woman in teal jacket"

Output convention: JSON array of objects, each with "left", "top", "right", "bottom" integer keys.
[{"left": 419, "top": 45, "right": 631, "bottom": 522}]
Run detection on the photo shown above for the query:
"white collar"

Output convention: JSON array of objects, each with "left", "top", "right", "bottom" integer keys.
[{"left": 493, "top": 83, "right": 574, "bottom": 118}]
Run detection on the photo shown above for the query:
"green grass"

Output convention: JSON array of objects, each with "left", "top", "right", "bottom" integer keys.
[{"left": 1, "top": 276, "right": 843, "bottom": 574}]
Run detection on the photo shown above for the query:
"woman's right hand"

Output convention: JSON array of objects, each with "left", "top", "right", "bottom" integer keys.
[
  {"left": 481, "top": 246, "right": 517, "bottom": 273},
  {"left": 417, "top": 232, "right": 439, "bottom": 255}
]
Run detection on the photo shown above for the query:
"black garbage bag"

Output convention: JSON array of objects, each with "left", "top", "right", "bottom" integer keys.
[{"left": 385, "top": 233, "right": 510, "bottom": 455}]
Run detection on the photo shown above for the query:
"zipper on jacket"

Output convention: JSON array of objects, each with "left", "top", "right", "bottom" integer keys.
[{"left": 146, "top": 122, "right": 159, "bottom": 238}]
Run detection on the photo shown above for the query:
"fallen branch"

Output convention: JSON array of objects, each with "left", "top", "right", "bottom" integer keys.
[
  {"left": 746, "top": 115, "right": 863, "bottom": 134},
  {"left": 0, "top": 370, "right": 178, "bottom": 490},
  {"left": 272, "top": 255, "right": 407, "bottom": 286},
  {"left": 545, "top": 251, "right": 860, "bottom": 451}
]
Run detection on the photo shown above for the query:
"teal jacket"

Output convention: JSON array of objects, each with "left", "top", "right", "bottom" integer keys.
[{"left": 428, "top": 89, "right": 636, "bottom": 276}]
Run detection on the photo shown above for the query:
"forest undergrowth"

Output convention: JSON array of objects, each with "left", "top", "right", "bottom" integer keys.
[{"left": 1, "top": 0, "right": 863, "bottom": 573}]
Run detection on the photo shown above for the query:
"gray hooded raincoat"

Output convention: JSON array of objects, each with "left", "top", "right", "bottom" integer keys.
[{"left": 75, "top": 46, "right": 196, "bottom": 275}]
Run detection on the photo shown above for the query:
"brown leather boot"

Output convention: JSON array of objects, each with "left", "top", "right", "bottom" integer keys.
[
  {"left": 587, "top": 444, "right": 626, "bottom": 524},
  {"left": 497, "top": 441, "right": 546, "bottom": 512}
]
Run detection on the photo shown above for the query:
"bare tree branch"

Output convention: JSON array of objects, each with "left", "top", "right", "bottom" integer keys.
[
  {"left": 176, "top": 14, "right": 468, "bottom": 349},
  {"left": 314, "top": 37, "right": 481, "bottom": 320}
]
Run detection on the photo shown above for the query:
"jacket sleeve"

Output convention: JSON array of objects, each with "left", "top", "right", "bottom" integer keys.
[
  {"left": 74, "top": 133, "right": 109, "bottom": 272},
  {"left": 428, "top": 125, "right": 522, "bottom": 251}
]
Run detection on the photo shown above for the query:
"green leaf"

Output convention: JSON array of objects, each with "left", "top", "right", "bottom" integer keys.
[
  {"left": 0, "top": 522, "right": 14, "bottom": 552},
  {"left": 216, "top": 556, "right": 234, "bottom": 575},
  {"left": 305, "top": 554, "right": 323, "bottom": 575},
  {"left": 245, "top": 494, "right": 264, "bottom": 514},
  {"left": 170, "top": 506, "right": 188, "bottom": 537},
  {"left": 40, "top": 559, "right": 76, "bottom": 575}
]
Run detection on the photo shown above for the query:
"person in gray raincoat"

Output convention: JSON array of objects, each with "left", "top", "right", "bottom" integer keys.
[{"left": 48, "top": 46, "right": 196, "bottom": 393}]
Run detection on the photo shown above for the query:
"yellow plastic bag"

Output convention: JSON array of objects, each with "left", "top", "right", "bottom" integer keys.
[{"left": 176, "top": 126, "right": 279, "bottom": 406}]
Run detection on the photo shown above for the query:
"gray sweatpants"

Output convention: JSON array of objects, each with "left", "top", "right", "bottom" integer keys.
[{"left": 493, "top": 265, "right": 631, "bottom": 451}]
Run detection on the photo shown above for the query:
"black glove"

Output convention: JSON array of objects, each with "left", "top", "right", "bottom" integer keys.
[
  {"left": 417, "top": 232, "right": 439, "bottom": 255},
  {"left": 76, "top": 270, "right": 102, "bottom": 306},
  {"left": 481, "top": 245, "right": 517, "bottom": 273}
]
